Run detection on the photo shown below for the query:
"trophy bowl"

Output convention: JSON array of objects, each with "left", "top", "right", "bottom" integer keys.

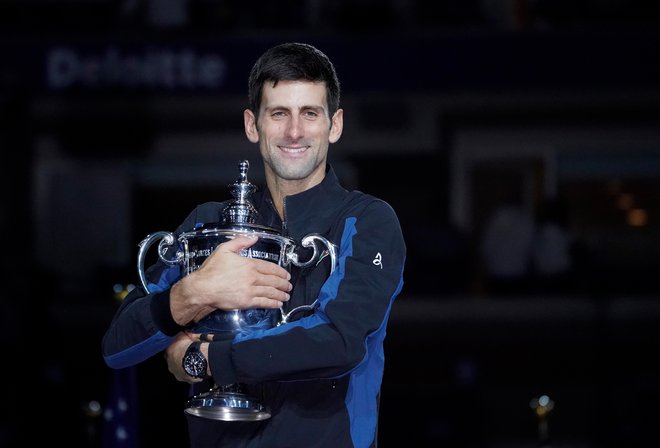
[{"left": 136, "top": 160, "right": 336, "bottom": 421}]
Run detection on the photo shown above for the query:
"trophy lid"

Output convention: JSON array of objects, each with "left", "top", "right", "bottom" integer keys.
[{"left": 222, "top": 160, "right": 261, "bottom": 225}]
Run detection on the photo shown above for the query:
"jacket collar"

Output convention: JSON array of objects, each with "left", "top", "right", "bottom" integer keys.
[{"left": 281, "top": 164, "right": 348, "bottom": 239}]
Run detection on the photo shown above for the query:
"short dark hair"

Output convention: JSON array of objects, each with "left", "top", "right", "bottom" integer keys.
[{"left": 248, "top": 42, "right": 341, "bottom": 121}]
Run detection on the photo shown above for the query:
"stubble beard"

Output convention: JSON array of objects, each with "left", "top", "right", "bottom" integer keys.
[{"left": 265, "top": 150, "right": 322, "bottom": 181}]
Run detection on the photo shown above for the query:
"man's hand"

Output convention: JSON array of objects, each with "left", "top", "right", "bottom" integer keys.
[
  {"left": 165, "top": 332, "right": 208, "bottom": 384},
  {"left": 169, "top": 234, "right": 292, "bottom": 326}
]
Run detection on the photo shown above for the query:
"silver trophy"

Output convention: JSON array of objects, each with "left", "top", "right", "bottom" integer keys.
[{"left": 137, "top": 160, "right": 337, "bottom": 422}]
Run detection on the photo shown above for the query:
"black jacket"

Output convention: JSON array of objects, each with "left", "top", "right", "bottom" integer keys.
[{"left": 102, "top": 165, "right": 406, "bottom": 448}]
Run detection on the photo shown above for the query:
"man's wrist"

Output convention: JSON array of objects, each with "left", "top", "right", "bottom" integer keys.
[{"left": 199, "top": 342, "right": 211, "bottom": 377}]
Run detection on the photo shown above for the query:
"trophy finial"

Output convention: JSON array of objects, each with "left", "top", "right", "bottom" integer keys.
[
  {"left": 239, "top": 160, "right": 249, "bottom": 183},
  {"left": 223, "top": 159, "right": 260, "bottom": 225}
]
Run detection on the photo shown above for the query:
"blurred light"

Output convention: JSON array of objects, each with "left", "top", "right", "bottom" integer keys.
[
  {"left": 83, "top": 400, "right": 103, "bottom": 417},
  {"left": 112, "top": 283, "right": 135, "bottom": 301},
  {"left": 627, "top": 208, "right": 648, "bottom": 227},
  {"left": 529, "top": 394, "right": 554, "bottom": 418}
]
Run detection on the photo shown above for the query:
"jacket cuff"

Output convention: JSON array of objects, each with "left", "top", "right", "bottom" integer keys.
[
  {"left": 150, "top": 289, "right": 185, "bottom": 336},
  {"left": 208, "top": 339, "right": 238, "bottom": 385}
]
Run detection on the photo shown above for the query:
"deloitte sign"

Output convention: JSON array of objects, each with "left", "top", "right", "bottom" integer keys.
[{"left": 45, "top": 45, "right": 227, "bottom": 91}]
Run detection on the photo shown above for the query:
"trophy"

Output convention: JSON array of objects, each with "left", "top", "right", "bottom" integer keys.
[{"left": 137, "top": 160, "right": 337, "bottom": 421}]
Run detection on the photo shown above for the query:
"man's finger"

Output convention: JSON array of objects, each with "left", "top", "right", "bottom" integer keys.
[
  {"left": 252, "top": 285, "right": 291, "bottom": 304},
  {"left": 253, "top": 258, "right": 292, "bottom": 279},
  {"left": 220, "top": 234, "right": 259, "bottom": 253}
]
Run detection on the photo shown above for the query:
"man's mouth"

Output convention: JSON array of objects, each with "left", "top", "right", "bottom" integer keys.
[{"left": 280, "top": 146, "right": 307, "bottom": 153}]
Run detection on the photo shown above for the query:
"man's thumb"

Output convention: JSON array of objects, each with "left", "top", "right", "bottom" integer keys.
[{"left": 221, "top": 233, "right": 259, "bottom": 253}]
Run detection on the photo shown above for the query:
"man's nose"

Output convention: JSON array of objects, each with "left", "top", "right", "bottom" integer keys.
[{"left": 285, "top": 115, "right": 303, "bottom": 139}]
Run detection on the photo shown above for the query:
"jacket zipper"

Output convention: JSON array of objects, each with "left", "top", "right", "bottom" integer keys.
[{"left": 281, "top": 196, "right": 288, "bottom": 237}]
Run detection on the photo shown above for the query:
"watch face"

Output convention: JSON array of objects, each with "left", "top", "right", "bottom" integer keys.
[{"left": 183, "top": 346, "right": 207, "bottom": 378}]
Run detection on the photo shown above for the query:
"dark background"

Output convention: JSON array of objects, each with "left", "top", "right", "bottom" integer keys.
[{"left": 2, "top": 1, "right": 660, "bottom": 447}]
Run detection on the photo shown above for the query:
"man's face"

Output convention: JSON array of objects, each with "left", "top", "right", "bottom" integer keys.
[{"left": 245, "top": 80, "right": 342, "bottom": 186}]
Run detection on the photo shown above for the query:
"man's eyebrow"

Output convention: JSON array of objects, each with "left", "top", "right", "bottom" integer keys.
[{"left": 265, "top": 104, "right": 325, "bottom": 112}]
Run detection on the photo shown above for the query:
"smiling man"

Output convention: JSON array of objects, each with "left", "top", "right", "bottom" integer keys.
[{"left": 102, "top": 42, "right": 407, "bottom": 448}]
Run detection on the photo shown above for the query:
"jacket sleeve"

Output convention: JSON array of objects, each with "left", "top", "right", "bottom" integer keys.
[
  {"left": 101, "top": 262, "right": 185, "bottom": 369},
  {"left": 209, "top": 199, "right": 406, "bottom": 386},
  {"left": 100, "top": 204, "right": 215, "bottom": 369}
]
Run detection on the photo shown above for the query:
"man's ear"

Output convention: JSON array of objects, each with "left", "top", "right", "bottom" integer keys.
[
  {"left": 329, "top": 109, "right": 343, "bottom": 144},
  {"left": 244, "top": 109, "right": 259, "bottom": 143}
]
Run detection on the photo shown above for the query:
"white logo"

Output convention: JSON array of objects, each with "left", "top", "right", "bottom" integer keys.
[
  {"left": 373, "top": 252, "right": 383, "bottom": 269},
  {"left": 316, "top": 250, "right": 329, "bottom": 266}
]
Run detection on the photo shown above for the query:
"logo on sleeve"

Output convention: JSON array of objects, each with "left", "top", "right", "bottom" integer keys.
[{"left": 373, "top": 252, "right": 383, "bottom": 269}]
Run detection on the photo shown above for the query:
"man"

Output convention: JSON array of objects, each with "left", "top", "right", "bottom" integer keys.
[{"left": 102, "top": 42, "right": 406, "bottom": 448}]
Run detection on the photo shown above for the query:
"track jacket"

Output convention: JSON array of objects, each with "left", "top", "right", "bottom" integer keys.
[{"left": 102, "top": 165, "right": 407, "bottom": 448}]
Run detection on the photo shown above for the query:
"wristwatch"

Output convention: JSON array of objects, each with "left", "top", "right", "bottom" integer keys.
[{"left": 182, "top": 341, "right": 207, "bottom": 379}]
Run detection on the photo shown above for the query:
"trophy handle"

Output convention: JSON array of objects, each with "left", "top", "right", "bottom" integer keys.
[
  {"left": 137, "top": 231, "right": 180, "bottom": 293},
  {"left": 280, "top": 234, "right": 338, "bottom": 324}
]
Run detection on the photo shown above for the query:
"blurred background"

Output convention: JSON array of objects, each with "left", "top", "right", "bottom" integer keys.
[{"left": 2, "top": 0, "right": 660, "bottom": 447}]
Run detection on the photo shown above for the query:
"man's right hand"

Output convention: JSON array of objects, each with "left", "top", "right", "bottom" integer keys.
[{"left": 169, "top": 234, "right": 292, "bottom": 326}]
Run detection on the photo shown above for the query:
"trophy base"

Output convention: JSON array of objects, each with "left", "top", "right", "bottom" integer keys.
[{"left": 184, "top": 386, "right": 271, "bottom": 422}]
